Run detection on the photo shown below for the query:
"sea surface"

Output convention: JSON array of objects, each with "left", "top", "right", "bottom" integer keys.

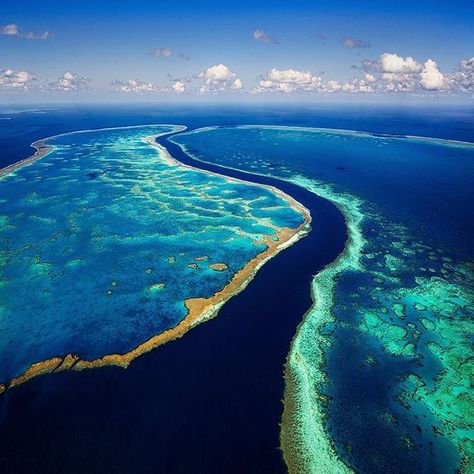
[{"left": 0, "top": 104, "right": 472, "bottom": 473}]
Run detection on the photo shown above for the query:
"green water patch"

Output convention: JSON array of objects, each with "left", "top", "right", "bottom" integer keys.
[
  {"left": 336, "top": 209, "right": 473, "bottom": 471},
  {"left": 395, "top": 272, "right": 474, "bottom": 472},
  {"left": 285, "top": 188, "right": 473, "bottom": 472}
]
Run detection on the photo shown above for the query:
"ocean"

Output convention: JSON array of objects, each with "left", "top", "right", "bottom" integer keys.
[{"left": 0, "top": 103, "right": 472, "bottom": 473}]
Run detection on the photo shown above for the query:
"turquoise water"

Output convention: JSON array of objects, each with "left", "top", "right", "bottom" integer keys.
[
  {"left": 173, "top": 126, "right": 474, "bottom": 473},
  {"left": 0, "top": 125, "right": 304, "bottom": 383}
]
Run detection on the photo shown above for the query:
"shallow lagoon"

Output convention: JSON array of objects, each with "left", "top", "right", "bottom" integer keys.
[{"left": 0, "top": 125, "right": 304, "bottom": 384}]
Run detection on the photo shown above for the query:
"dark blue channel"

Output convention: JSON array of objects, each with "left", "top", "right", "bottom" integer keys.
[{"left": 0, "top": 129, "right": 347, "bottom": 473}]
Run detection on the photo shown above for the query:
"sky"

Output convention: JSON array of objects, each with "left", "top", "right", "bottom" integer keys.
[{"left": 1, "top": 0, "right": 473, "bottom": 103}]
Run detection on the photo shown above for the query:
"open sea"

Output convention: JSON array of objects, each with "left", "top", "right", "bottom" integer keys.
[{"left": 0, "top": 103, "right": 472, "bottom": 473}]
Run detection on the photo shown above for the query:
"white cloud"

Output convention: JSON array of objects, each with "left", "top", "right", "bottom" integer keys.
[
  {"left": 380, "top": 53, "right": 422, "bottom": 74},
  {"left": 335, "top": 78, "right": 374, "bottom": 93},
  {"left": 199, "top": 64, "right": 236, "bottom": 83},
  {"left": 322, "top": 53, "right": 447, "bottom": 94},
  {"left": 449, "top": 57, "right": 474, "bottom": 92},
  {"left": 50, "top": 71, "right": 91, "bottom": 91},
  {"left": 150, "top": 48, "right": 173, "bottom": 57},
  {"left": 365, "top": 73, "right": 376, "bottom": 83},
  {"left": 111, "top": 79, "right": 159, "bottom": 93},
  {"left": 198, "top": 64, "right": 242, "bottom": 93},
  {"left": 172, "top": 80, "right": 186, "bottom": 93},
  {"left": 256, "top": 68, "right": 323, "bottom": 93},
  {"left": 420, "top": 59, "right": 446, "bottom": 91},
  {"left": 378, "top": 54, "right": 447, "bottom": 92},
  {"left": 1, "top": 24, "right": 20, "bottom": 36},
  {"left": 378, "top": 54, "right": 418, "bottom": 91},
  {"left": 342, "top": 37, "right": 370, "bottom": 48},
  {"left": 232, "top": 78, "right": 242, "bottom": 89},
  {"left": 367, "top": 53, "right": 445, "bottom": 93},
  {"left": 357, "top": 81, "right": 375, "bottom": 93},
  {"left": 253, "top": 29, "right": 278, "bottom": 43},
  {"left": 0, "top": 67, "right": 37, "bottom": 89},
  {"left": 381, "top": 72, "right": 417, "bottom": 92},
  {"left": 1, "top": 23, "right": 53, "bottom": 40},
  {"left": 326, "top": 80, "right": 341, "bottom": 92},
  {"left": 341, "top": 82, "right": 356, "bottom": 92}
]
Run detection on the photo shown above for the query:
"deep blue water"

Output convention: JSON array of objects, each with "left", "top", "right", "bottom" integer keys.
[
  {"left": 0, "top": 104, "right": 472, "bottom": 473},
  {"left": 172, "top": 122, "right": 473, "bottom": 472},
  {"left": 1, "top": 103, "right": 473, "bottom": 170}
]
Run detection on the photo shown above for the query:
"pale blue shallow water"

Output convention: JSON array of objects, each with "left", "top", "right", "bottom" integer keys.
[{"left": 0, "top": 124, "right": 303, "bottom": 382}]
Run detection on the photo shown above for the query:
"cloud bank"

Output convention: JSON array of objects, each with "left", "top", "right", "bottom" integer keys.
[{"left": 1, "top": 52, "right": 473, "bottom": 97}]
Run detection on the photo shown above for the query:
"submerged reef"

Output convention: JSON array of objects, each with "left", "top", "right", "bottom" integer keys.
[
  {"left": 280, "top": 176, "right": 364, "bottom": 474},
  {"left": 172, "top": 126, "right": 474, "bottom": 473},
  {"left": 283, "top": 179, "right": 473, "bottom": 473},
  {"left": 392, "top": 268, "right": 474, "bottom": 471},
  {"left": 338, "top": 207, "right": 473, "bottom": 472},
  {"left": 0, "top": 125, "right": 310, "bottom": 390}
]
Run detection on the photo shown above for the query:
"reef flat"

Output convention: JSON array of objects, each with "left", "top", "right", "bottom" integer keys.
[
  {"left": 0, "top": 125, "right": 310, "bottom": 390},
  {"left": 172, "top": 126, "right": 474, "bottom": 473}
]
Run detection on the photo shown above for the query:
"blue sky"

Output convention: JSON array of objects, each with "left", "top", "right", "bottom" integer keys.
[{"left": 1, "top": 0, "right": 473, "bottom": 101}]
